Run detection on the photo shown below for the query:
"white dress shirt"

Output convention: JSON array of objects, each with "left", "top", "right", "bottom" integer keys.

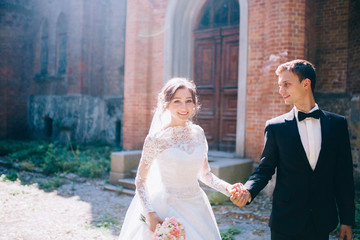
[{"left": 294, "top": 104, "right": 322, "bottom": 170}]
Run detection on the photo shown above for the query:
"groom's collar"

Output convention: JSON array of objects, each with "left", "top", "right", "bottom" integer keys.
[
  {"left": 284, "top": 108, "right": 296, "bottom": 121},
  {"left": 285, "top": 104, "right": 320, "bottom": 121},
  {"left": 293, "top": 104, "right": 319, "bottom": 121}
]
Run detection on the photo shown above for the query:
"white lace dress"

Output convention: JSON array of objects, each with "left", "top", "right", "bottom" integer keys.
[{"left": 119, "top": 123, "right": 231, "bottom": 240}]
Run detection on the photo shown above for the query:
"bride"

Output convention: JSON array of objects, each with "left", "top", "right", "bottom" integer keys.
[{"left": 119, "top": 78, "right": 240, "bottom": 240}]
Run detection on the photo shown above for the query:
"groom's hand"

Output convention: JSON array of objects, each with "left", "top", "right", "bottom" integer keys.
[
  {"left": 230, "top": 188, "right": 251, "bottom": 207},
  {"left": 339, "top": 224, "right": 352, "bottom": 240},
  {"left": 227, "top": 183, "right": 245, "bottom": 195}
]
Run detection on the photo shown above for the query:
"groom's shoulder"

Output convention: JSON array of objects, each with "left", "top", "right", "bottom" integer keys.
[
  {"left": 322, "top": 109, "right": 345, "bottom": 120},
  {"left": 266, "top": 112, "right": 293, "bottom": 127},
  {"left": 321, "top": 110, "right": 347, "bottom": 126}
]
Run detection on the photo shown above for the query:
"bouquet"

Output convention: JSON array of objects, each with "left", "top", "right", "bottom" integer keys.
[{"left": 153, "top": 217, "right": 186, "bottom": 240}]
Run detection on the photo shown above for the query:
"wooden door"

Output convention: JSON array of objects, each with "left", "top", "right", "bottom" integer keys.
[{"left": 194, "top": 26, "right": 239, "bottom": 151}]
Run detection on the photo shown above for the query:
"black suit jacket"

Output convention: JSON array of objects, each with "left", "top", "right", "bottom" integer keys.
[{"left": 244, "top": 109, "right": 355, "bottom": 235}]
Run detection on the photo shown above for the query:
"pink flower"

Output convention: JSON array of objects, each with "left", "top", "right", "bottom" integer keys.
[
  {"left": 168, "top": 217, "right": 178, "bottom": 225},
  {"left": 153, "top": 217, "right": 185, "bottom": 240},
  {"left": 170, "top": 225, "right": 180, "bottom": 237}
]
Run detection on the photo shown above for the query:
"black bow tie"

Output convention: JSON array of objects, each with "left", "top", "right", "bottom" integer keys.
[{"left": 298, "top": 109, "right": 320, "bottom": 121}]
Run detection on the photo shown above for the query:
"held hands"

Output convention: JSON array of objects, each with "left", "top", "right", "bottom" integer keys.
[
  {"left": 148, "top": 212, "right": 163, "bottom": 232},
  {"left": 339, "top": 224, "right": 352, "bottom": 240},
  {"left": 228, "top": 183, "right": 251, "bottom": 207}
]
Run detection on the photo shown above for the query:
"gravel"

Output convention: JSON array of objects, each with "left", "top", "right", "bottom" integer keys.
[{"left": 0, "top": 168, "right": 342, "bottom": 240}]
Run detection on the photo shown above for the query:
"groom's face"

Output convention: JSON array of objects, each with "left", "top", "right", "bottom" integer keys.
[{"left": 278, "top": 70, "right": 308, "bottom": 106}]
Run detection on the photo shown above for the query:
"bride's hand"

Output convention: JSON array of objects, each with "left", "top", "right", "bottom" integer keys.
[
  {"left": 227, "top": 182, "right": 245, "bottom": 195},
  {"left": 148, "top": 212, "right": 163, "bottom": 232},
  {"left": 230, "top": 188, "right": 251, "bottom": 207}
]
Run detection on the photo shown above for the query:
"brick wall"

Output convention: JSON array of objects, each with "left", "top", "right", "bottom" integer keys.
[
  {"left": 0, "top": 1, "right": 34, "bottom": 139},
  {"left": 122, "top": 0, "right": 169, "bottom": 150},
  {"left": 0, "top": 0, "right": 126, "bottom": 144},
  {"left": 2, "top": 0, "right": 359, "bottom": 183},
  {"left": 348, "top": 0, "right": 360, "bottom": 186},
  {"left": 348, "top": 0, "right": 360, "bottom": 94},
  {"left": 245, "top": 0, "right": 307, "bottom": 161},
  {"left": 314, "top": 0, "right": 349, "bottom": 93}
]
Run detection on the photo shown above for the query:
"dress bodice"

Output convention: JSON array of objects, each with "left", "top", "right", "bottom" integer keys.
[
  {"left": 135, "top": 123, "right": 231, "bottom": 212},
  {"left": 158, "top": 147, "right": 204, "bottom": 190}
]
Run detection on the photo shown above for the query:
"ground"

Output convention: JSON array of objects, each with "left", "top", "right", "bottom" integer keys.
[{"left": 0, "top": 168, "right": 342, "bottom": 240}]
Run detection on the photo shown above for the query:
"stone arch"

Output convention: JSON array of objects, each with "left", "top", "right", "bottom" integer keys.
[{"left": 164, "top": 0, "right": 248, "bottom": 156}]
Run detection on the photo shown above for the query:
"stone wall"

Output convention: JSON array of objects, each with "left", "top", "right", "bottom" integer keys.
[
  {"left": 0, "top": 0, "right": 127, "bottom": 145},
  {"left": 28, "top": 95, "right": 123, "bottom": 144}
]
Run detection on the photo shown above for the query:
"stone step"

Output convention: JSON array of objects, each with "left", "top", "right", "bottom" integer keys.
[
  {"left": 121, "top": 188, "right": 136, "bottom": 196},
  {"left": 114, "top": 178, "right": 222, "bottom": 198},
  {"left": 110, "top": 150, "right": 254, "bottom": 198},
  {"left": 207, "top": 157, "right": 253, "bottom": 184},
  {"left": 208, "top": 150, "right": 236, "bottom": 159},
  {"left": 110, "top": 150, "right": 254, "bottom": 185},
  {"left": 113, "top": 179, "right": 231, "bottom": 203},
  {"left": 104, "top": 184, "right": 136, "bottom": 196},
  {"left": 131, "top": 169, "right": 137, "bottom": 178},
  {"left": 118, "top": 178, "right": 136, "bottom": 190},
  {"left": 122, "top": 157, "right": 253, "bottom": 187}
]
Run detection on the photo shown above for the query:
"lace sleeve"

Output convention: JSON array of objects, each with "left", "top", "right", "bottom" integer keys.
[
  {"left": 135, "top": 135, "right": 159, "bottom": 213},
  {"left": 198, "top": 129, "right": 231, "bottom": 197}
]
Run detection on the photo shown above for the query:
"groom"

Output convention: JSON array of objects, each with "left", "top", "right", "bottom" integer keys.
[{"left": 231, "top": 60, "right": 355, "bottom": 240}]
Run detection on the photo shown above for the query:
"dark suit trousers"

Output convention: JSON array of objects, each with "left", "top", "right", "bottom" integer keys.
[{"left": 271, "top": 215, "right": 329, "bottom": 240}]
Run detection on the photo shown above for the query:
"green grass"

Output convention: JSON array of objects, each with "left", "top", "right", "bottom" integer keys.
[
  {"left": 0, "top": 140, "right": 121, "bottom": 178},
  {"left": 38, "top": 177, "right": 66, "bottom": 191},
  {"left": 94, "top": 215, "right": 120, "bottom": 229},
  {"left": 209, "top": 192, "right": 231, "bottom": 205},
  {"left": 3, "top": 170, "right": 19, "bottom": 181},
  {"left": 221, "top": 226, "right": 241, "bottom": 240}
]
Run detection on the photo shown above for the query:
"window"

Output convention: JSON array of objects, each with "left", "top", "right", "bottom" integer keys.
[
  {"left": 56, "top": 13, "right": 67, "bottom": 75},
  {"left": 40, "top": 20, "right": 49, "bottom": 75},
  {"left": 196, "top": 0, "right": 240, "bottom": 29}
]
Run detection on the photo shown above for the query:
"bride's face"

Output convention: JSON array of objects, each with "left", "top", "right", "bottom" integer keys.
[{"left": 166, "top": 88, "right": 194, "bottom": 126}]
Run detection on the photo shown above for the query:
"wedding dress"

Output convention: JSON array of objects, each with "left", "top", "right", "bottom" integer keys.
[{"left": 118, "top": 122, "right": 231, "bottom": 240}]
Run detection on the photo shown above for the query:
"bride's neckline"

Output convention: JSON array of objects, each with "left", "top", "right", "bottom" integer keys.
[{"left": 164, "top": 121, "right": 192, "bottom": 131}]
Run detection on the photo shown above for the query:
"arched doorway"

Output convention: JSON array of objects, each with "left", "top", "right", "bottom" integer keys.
[{"left": 193, "top": 0, "right": 240, "bottom": 152}]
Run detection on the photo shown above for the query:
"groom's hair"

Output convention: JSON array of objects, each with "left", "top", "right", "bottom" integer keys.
[{"left": 276, "top": 59, "right": 317, "bottom": 92}]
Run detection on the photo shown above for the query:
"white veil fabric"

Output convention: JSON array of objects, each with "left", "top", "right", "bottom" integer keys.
[
  {"left": 141, "top": 107, "right": 172, "bottom": 210},
  {"left": 119, "top": 108, "right": 171, "bottom": 239},
  {"left": 148, "top": 108, "right": 171, "bottom": 136}
]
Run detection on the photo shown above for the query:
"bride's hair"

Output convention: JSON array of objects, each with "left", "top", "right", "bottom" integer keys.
[{"left": 156, "top": 77, "right": 200, "bottom": 116}]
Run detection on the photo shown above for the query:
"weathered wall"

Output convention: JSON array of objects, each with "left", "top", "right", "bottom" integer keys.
[
  {"left": 313, "top": 0, "right": 360, "bottom": 185},
  {"left": 0, "top": 1, "right": 34, "bottom": 139},
  {"left": 348, "top": 0, "right": 360, "bottom": 186},
  {"left": 28, "top": 95, "right": 123, "bottom": 144},
  {"left": 245, "top": 0, "right": 307, "bottom": 160},
  {"left": 1, "top": 0, "right": 359, "bottom": 184},
  {"left": 120, "top": 0, "right": 359, "bottom": 184},
  {"left": 122, "top": 0, "right": 169, "bottom": 149},
  {"left": 0, "top": 0, "right": 127, "bottom": 145}
]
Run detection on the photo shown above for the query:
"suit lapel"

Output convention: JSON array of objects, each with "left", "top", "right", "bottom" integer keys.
[
  {"left": 284, "top": 110, "right": 311, "bottom": 169},
  {"left": 315, "top": 110, "right": 331, "bottom": 171}
]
